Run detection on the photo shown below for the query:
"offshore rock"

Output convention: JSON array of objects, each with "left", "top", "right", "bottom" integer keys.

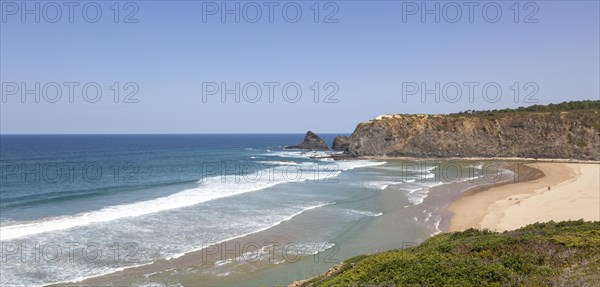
[{"left": 286, "top": 131, "right": 330, "bottom": 150}]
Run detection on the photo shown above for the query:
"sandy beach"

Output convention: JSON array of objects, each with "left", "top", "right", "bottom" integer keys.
[{"left": 449, "top": 162, "right": 600, "bottom": 232}]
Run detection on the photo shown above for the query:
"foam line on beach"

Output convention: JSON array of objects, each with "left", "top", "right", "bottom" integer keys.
[
  {"left": 1, "top": 202, "right": 335, "bottom": 287},
  {"left": 163, "top": 202, "right": 335, "bottom": 261}
]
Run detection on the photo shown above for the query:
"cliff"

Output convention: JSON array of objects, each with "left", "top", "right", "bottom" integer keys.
[
  {"left": 346, "top": 101, "right": 600, "bottom": 160},
  {"left": 331, "top": 136, "right": 350, "bottom": 151}
]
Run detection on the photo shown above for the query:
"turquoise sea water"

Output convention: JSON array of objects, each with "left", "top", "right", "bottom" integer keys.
[{"left": 0, "top": 135, "right": 491, "bottom": 286}]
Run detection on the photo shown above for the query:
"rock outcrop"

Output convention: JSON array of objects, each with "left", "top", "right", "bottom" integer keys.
[
  {"left": 331, "top": 136, "right": 350, "bottom": 151},
  {"left": 345, "top": 108, "right": 600, "bottom": 160},
  {"left": 286, "top": 131, "right": 330, "bottom": 150}
]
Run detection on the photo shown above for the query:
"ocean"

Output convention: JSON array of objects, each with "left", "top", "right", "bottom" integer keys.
[{"left": 0, "top": 134, "right": 496, "bottom": 286}]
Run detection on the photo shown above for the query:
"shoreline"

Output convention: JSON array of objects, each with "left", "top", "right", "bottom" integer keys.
[
  {"left": 288, "top": 160, "right": 600, "bottom": 287},
  {"left": 50, "top": 157, "right": 600, "bottom": 287},
  {"left": 448, "top": 162, "right": 600, "bottom": 232},
  {"left": 425, "top": 163, "right": 523, "bottom": 234},
  {"left": 345, "top": 156, "right": 599, "bottom": 232}
]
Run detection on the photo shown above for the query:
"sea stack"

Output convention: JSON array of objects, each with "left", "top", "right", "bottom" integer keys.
[
  {"left": 286, "top": 131, "right": 330, "bottom": 150},
  {"left": 331, "top": 135, "right": 350, "bottom": 151}
]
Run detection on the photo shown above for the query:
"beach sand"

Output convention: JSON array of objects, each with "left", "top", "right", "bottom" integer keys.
[{"left": 449, "top": 162, "right": 600, "bottom": 232}]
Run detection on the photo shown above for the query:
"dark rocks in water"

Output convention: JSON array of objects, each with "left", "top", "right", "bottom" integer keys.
[
  {"left": 331, "top": 135, "right": 350, "bottom": 151},
  {"left": 285, "top": 131, "right": 330, "bottom": 150}
]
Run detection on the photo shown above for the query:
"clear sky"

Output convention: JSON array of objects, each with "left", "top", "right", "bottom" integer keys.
[{"left": 1, "top": 1, "right": 599, "bottom": 134}]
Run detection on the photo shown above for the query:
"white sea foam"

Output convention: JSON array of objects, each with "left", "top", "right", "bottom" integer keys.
[
  {"left": 422, "top": 173, "right": 436, "bottom": 179},
  {"left": 165, "top": 202, "right": 334, "bottom": 261},
  {"left": 142, "top": 271, "right": 161, "bottom": 279},
  {"left": 407, "top": 188, "right": 429, "bottom": 205},
  {"left": 257, "top": 160, "right": 298, "bottom": 165},
  {"left": 422, "top": 165, "right": 437, "bottom": 172},
  {"left": 213, "top": 244, "right": 272, "bottom": 267},
  {"left": 472, "top": 163, "right": 484, "bottom": 169},
  {"left": 371, "top": 183, "right": 390, "bottom": 190},
  {"left": 285, "top": 242, "right": 336, "bottom": 256},
  {"left": 0, "top": 164, "right": 324, "bottom": 241},
  {"left": 1, "top": 181, "right": 279, "bottom": 240},
  {"left": 454, "top": 174, "right": 485, "bottom": 183},
  {"left": 1, "top": 160, "right": 384, "bottom": 241},
  {"left": 335, "top": 160, "right": 386, "bottom": 170},
  {"left": 348, "top": 209, "right": 383, "bottom": 217},
  {"left": 432, "top": 215, "right": 443, "bottom": 236},
  {"left": 1, "top": 202, "right": 334, "bottom": 287},
  {"left": 265, "top": 151, "right": 321, "bottom": 158},
  {"left": 212, "top": 241, "right": 335, "bottom": 268},
  {"left": 406, "top": 182, "right": 442, "bottom": 205},
  {"left": 424, "top": 212, "right": 433, "bottom": 222},
  {"left": 363, "top": 179, "right": 400, "bottom": 190}
]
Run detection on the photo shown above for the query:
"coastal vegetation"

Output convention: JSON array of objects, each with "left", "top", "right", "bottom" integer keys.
[
  {"left": 452, "top": 100, "right": 599, "bottom": 118},
  {"left": 297, "top": 220, "right": 600, "bottom": 287}
]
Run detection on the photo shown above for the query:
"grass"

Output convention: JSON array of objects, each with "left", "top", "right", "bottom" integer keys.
[{"left": 299, "top": 220, "right": 600, "bottom": 287}]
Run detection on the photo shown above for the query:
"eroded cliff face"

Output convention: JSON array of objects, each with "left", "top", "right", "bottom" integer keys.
[
  {"left": 332, "top": 136, "right": 350, "bottom": 151},
  {"left": 346, "top": 111, "right": 600, "bottom": 160}
]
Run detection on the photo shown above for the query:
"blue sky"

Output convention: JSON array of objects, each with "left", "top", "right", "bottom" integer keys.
[{"left": 1, "top": 1, "right": 599, "bottom": 134}]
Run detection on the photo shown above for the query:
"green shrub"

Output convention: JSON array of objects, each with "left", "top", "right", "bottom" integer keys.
[{"left": 301, "top": 221, "right": 600, "bottom": 287}]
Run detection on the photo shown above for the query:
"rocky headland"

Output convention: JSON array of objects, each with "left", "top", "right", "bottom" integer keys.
[{"left": 344, "top": 101, "right": 600, "bottom": 160}]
